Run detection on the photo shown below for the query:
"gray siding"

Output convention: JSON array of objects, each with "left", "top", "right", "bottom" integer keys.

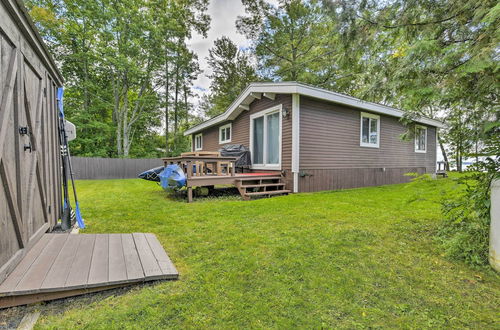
[
  {"left": 298, "top": 96, "right": 436, "bottom": 192},
  {"left": 193, "top": 94, "right": 293, "bottom": 187},
  {"left": 190, "top": 94, "right": 438, "bottom": 194}
]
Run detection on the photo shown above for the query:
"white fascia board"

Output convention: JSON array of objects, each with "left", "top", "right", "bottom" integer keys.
[
  {"left": 184, "top": 82, "right": 443, "bottom": 136},
  {"left": 294, "top": 84, "right": 444, "bottom": 128},
  {"left": 184, "top": 84, "right": 298, "bottom": 135}
]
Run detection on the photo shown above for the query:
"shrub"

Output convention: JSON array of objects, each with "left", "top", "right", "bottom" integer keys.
[
  {"left": 438, "top": 172, "right": 492, "bottom": 266},
  {"left": 437, "top": 121, "right": 499, "bottom": 267}
]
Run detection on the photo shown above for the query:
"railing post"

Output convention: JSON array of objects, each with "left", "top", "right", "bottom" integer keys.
[{"left": 186, "top": 160, "right": 192, "bottom": 179}]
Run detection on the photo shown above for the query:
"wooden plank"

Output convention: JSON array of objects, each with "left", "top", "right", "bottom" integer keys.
[
  {"left": 0, "top": 47, "right": 18, "bottom": 157},
  {"left": 108, "top": 234, "right": 127, "bottom": 283},
  {"left": 0, "top": 223, "right": 48, "bottom": 284},
  {"left": 40, "top": 235, "right": 81, "bottom": 291},
  {"left": 0, "top": 234, "right": 53, "bottom": 293},
  {"left": 121, "top": 234, "right": 144, "bottom": 281},
  {"left": 17, "top": 311, "right": 41, "bottom": 330},
  {"left": 87, "top": 234, "right": 109, "bottom": 287},
  {"left": 144, "top": 234, "right": 178, "bottom": 277},
  {"left": 132, "top": 233, "right": 162, "bottom": 279},
  {"left": 14, "top": 234, "right": 69, "bottom": 294},
  {"left": 0, "top": 283, "right": 133, "bottom": 309},
  {"left": 65, "top": 234, "right": 96, "bottom": 288},
  {"left": 0, "top": 161, "right": 24, "bottom": 248}
]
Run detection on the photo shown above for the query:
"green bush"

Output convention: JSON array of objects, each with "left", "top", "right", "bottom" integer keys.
[
  {"left": 437, "top": 121, "right": 499, "bottom": 267},
  {"left": 438, "top": 173, "right": 492, "bottom": 267}
]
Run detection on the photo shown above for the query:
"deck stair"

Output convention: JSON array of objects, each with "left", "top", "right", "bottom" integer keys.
[{"left": 235, "top": 176, "right": 290, "bottom": 200}]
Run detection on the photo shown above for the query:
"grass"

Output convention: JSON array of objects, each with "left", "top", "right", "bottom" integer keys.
[{"left": 37, "top": 177, "right": 499, "bottom": 329}]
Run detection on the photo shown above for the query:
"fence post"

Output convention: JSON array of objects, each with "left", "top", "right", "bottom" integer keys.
[{"left": 490, "top": 179, "right": 500, "bottom": 272}]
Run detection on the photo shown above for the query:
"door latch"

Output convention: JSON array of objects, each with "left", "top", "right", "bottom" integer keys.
[
  {"left": 24, "top": 143, "right": 32, "bottom": 152},
  {"left": 19, "top": 126, "right": 30, "bottom": 135}
]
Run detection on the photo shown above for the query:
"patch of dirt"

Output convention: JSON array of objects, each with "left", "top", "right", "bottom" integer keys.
[{"left": 0, "top": 281, "right": 160, "bottom": 329}]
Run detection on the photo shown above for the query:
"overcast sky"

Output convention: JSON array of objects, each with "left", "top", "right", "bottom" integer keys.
[
  {"left": 188, "top": 0, "right": 249, "bottom": 93},
  {"left": 187, "top": 0, "right": 279, "bottom": 96}
]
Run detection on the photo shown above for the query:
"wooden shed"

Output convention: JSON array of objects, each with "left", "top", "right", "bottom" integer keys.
[
  {"left": 0, "top": 1, "right": 178, "bottom": 308},
  {"left": 0, "top": 0, "right": 62, "bottom": 283}
]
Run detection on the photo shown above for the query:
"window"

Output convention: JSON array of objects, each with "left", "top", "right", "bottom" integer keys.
[
  {"left": 194, "top": 133, "right": 202, "bottom": 151},
  {"left": 219, "top": 123, "right": 232, "bottom": 144},
  {"left": 250, "top": 105, "right": 281, "bottom": 169},
  {"left": 415, "top": 125, "right": 427, "bottom": 153},
  {"left": 360, "top": 112, "right": 380, "bottom": 148}
]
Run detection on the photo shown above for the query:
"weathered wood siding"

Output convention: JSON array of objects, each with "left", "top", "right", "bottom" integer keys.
[
  {"left": 193, "top": 94, "right": 293, "bottom": 186},
  {"left": 72, "top": 157, "right": 163, "bottom": 180},
  {"left": 298, "top": 96, "right": 436, "bottom": 192},
  {"left": 0, "top": 0, "right": 63, "bottom": 282}
]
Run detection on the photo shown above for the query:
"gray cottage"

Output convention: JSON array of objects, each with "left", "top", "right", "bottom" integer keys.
[{"left": 184, "top": 82, "right": 442, "bottom": 194}]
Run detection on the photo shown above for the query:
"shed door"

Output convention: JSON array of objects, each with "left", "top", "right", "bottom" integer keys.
[
  {"left": 18, "top": 61, "right": 50, "bottom": 243},
  {"left": 0, "top": 31, "right": 55, "bottom": 282}
]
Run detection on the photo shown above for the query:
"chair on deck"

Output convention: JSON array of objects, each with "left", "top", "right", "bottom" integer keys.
[{"left": 436, "top": 161, "right": 448, "bottom": 178}]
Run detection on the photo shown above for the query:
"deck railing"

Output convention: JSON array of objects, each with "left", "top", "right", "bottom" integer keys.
[{"left": 162, "top": 153, "right": 238, "bottom": 179}]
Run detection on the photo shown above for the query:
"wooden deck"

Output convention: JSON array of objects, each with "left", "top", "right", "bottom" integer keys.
[
  {"left": 0, "top": 233, "right": 178, "bottom": 308},
  {"left": 186, "top": 172, "right": 280, "bottom": 187}
]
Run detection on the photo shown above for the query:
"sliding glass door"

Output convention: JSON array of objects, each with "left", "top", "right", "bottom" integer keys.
[{"left": 251, "top": 106, "right": 281, "bottom": 169}]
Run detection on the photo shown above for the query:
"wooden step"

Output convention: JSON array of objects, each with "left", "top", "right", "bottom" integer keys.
[
  {"left": 241, "top": 183, "right": 285, "bottom": 188},
  {"left": 235, "top": 176, "right": 282, "bottom": 182},
  {"left": 244, "top": 189, "right": 291, "bottom": 197}
]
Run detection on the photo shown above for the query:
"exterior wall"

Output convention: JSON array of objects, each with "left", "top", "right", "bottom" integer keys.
[
  {"left": 193, "top": 94, "right": 294, "bottom": 187},
  {"left": 298, "top": 96, "right": 437, "bottom": 192},
  {"left": 0, "top": 0, "right": 63, "bottom": 282}
]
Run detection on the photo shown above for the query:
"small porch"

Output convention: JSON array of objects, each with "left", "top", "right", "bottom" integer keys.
[
  {"left": 163, "top": 152, "right": 290, "bottom": 202},
  {"left": 0, "top": 233, "right": 178, "bottom": 309}
]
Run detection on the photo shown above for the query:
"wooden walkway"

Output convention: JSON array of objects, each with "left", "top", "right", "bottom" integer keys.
[{"left": 0, "top": 233, "right": 178, "bottom": 308}]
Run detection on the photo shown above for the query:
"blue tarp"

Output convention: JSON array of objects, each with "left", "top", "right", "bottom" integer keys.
[{"left": 159, "top": 165, "right": 186, "bottom": 191}]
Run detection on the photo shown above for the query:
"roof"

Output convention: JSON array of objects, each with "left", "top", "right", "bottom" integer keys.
[{"left": 185, "top": 82, "right": 444, "bottom": 136}]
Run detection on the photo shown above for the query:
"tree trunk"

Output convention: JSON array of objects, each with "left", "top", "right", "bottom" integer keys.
[
  {"left": 82, "top": 18, "right": 90, "bottom": 113},
  {"left": 112, "top": 76, "right": 122, "bottom": 157},
  {"left": 438, "top": 134, "right": 450, "bottom": 171},
  {"left": 121, "top": 88, "right": 129, "bottom": 157},
  {"left": 184, "top": 84, "right": 189, "bottom": 125},
  {"left": 165, "top": 53, "right": 170, "bottom": 156},
  {"left": 173, "top": 59, "right": 179, "bottom": 150}
]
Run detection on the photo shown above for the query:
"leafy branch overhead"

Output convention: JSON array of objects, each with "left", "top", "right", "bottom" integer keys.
[{"left": 25, "top": 0, "right": 498, "bottom": 168}]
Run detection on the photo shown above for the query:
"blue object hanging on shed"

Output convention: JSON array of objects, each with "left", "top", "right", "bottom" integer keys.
[{"left": 159, "top": 165, "right": 186, "bottom": 191}]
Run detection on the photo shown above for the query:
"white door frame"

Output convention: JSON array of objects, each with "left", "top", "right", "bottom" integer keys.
[{"left": 249, "top": 104, "right": 282, "bottom": 171}]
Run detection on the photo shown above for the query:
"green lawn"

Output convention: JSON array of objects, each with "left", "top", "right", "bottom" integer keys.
[{"left": 37, "top": 177, "right": 499, "bottom": 329}]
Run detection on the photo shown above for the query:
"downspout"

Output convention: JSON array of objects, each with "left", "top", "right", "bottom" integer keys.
[{"left": 291, "top": 94, "right": 300, "bottom": 193}]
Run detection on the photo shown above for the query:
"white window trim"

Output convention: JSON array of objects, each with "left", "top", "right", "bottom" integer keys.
[
  {"left": 219, "top": 123, "right": 232, "bottom": 144},
  {"left": 249, "top": 104, "right": 282, "bottom": 171},
  {"left": 194, "top": 133, "right": 203, "bottom": 151},
  {"left": 415, "top": 125, "right": 427, "bottom": 153},
  {"left": 360, "top": 112, "right": 380, "bottom": 148}
]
